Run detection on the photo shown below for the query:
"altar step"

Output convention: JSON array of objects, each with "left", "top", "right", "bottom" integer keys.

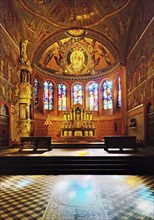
[
  {"left": 56, "top": 136, "right": 100, "bottom": 143},
  {"left": 1, "top": 156, "right": 153, "bottom": 175},
  {"left": 51, "top": 142, "right": 104, "bottom": 148}
]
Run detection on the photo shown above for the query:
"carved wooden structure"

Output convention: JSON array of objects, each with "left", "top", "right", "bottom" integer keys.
[{"left": 61, "top": 104, "right": 95, "bottom": 138}]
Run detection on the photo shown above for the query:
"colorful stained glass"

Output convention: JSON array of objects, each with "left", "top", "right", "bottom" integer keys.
[
  {"left": 103, "top": 80, "right": 112, "bottom": 110},
  {"left": 58, "top": 83, "right": 67, "bottom": 110},
  {"left": 73, "top": 84, "right": 83, "bottom": 105},
  {"left": 89, "top": 82, "right": 98, "bottom": 111},
  {"left": 44, "top": 81, "right": 54, "bottom": 110},
  {"left": 117, "top": 76, "right": 121, "bottom": 108},
  {"left": 34, "top": 78, "right": 39, "bottom": 108}
]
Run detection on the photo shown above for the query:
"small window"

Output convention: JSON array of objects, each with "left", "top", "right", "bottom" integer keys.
[
  {"left": 117, "top": 76, "right": 121, "bottom": 108},
  {"left": 89, "top": 82, "right": 98, "bottom": 111},
  {"left": 103, "top": 80, "right": 112, "bottom": 110},
  {"left": 58, "top": 83, "right": 67, "bottom": 111},
  {"left": 72, "top": 84, "right": 83, "bottom": 105},
  {"left": 44, "top": 81, "right": 54, "bottom": 110},
  {"left": 34, "top": 78, "right": 39, "bottom": 109}
]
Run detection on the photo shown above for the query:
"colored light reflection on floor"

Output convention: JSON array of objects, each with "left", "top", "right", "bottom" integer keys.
[
  {"left": 43, "top": 175, "right": 154, "bottom": 220},
  {"left": 1, "top": 175, "right": 154, "bottom": 220},
  {"left": 54, "top": 176, "right": 95, "bottom": 206},
  {"left": 79, "top": 150, "right": 88, "bottom": 156}
]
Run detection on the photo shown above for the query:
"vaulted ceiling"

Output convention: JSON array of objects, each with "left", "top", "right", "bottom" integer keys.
[{"left": 1, "top": 0, "right": 138, "bottom": 78}]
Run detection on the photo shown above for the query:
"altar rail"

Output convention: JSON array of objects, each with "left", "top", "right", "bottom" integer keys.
[{"left": 19, "top": 136, "right": 52, "bottom": 151}]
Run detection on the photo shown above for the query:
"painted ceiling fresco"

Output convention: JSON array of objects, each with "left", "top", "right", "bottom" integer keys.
[
  {"left": 0, "top": 0, "right": 136, "bottom": 54},
  {"left": 19, "top": 0, "right": 130, "bottom": 28},
  {"left": 38, "top": 31, "right": 115, "bottom": 76},
  {"left": 2, "top": 0, "right": 153, "bottom": 78}
]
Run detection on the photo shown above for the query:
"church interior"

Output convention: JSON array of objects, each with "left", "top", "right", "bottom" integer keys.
[{"left": 0, "top": 0, "right": 154, "bottom": 219}]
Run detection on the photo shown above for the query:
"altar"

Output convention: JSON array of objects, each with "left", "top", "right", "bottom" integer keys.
[{"left": 61, "top": 104, "right": 95, "bottom": 138}]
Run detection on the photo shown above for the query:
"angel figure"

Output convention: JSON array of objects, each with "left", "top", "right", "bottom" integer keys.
[
  {"left": 98, "top": 45, "right": 111, "bottom": 66},
  {"left": 43, "top": 47, "right": 55, "bottom": 67},
  {"left": 54, "top": 53, "right": 64, "bottom": 74}
]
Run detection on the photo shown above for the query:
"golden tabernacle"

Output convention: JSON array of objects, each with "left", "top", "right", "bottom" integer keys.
[{"left": 61, "top": 104, "right": 95, "bottom": 137}]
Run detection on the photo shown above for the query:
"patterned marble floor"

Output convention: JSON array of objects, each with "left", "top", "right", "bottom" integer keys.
[{"left": 0, "top": 175, "right": 154, "bottom": 220}]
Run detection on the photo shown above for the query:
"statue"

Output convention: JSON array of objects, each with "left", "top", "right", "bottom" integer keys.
[
  {"left": 18, "top": 40, "right": 32, "bottom": 83},
  {"left": 15, "top": 83, "right": 19, "bottom": 97},
  {"left": 19, "top": 39, "right": 29, "bottom": 64},
  {"left": 75, "top": 107, "right": 81, "bottom": 120}
]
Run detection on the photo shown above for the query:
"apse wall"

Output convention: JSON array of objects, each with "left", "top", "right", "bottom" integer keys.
[
  {"left": 0, "top": 25, "right": 19, "bottom": 147},
  {"left": 126, "top": 17, "right": 154, "bottom": 144},
  {"left": 33, "top": 66, "right": 124, "bottom": 140}
]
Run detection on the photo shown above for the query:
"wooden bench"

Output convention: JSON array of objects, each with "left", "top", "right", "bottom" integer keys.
[
  {"left": 104, "top": 136, "right": 137, "bottom": 151},
  {"left": 19, "top": 136, "right": 52, "bottom": 151}
]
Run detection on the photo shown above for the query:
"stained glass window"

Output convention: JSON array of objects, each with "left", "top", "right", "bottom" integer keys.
[
  {"left": 58, "top": 83, "right": 67, "bottom": 110},
  {"left": 103, "top": 80, "right": 112, "bottom": 110},
  {"left": 89, "top": 82, "right": 98, "bottom": 111},
  {"left": 34, "top": 78, "right": 39, "bottom": 108},
  {"left": 73, "top": 84, "right": 83, "bottom": 105},
  {"left": 44, "top": 81, "right": 54, "bottom": 110},
  {"left": 117, "top": 76, "right": 121, "bottom": 108}
]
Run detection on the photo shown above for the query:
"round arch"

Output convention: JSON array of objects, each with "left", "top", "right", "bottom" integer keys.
[{"left": 0, "top": 104, "right": 9, "bottom": 147}]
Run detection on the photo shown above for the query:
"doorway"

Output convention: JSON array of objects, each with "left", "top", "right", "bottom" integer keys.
[
  {"left": 0, "top": 104, "right": 9, "bottom": 147},
  {"left": 146, "top": 102, "right": 154, "bottom": 146}
]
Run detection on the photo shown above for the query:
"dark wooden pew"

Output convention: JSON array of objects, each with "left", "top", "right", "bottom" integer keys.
[
  {"left": 19, "top": 136, "right": 52, "bottom": 151},
  {"left": 104, "top": 136, "right": 137, "bottom": 151}
]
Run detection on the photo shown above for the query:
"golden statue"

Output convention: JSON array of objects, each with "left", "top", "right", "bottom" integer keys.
[{"left": 19, "top": 39, "right": 29, "bottom": 64}]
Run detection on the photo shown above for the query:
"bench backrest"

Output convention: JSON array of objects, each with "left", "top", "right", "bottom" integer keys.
[
  {"left": 20, "top": 137, "right": 36, "bottom": 143},
  {"left": 20, "top": 136, "right": 51, "bottom": 144},
  {"left": 104, "top": 136, "right": 136, "bottom": 148},
  {"left": 35, "top": 137, "right": 51, "bottom": 146}
]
